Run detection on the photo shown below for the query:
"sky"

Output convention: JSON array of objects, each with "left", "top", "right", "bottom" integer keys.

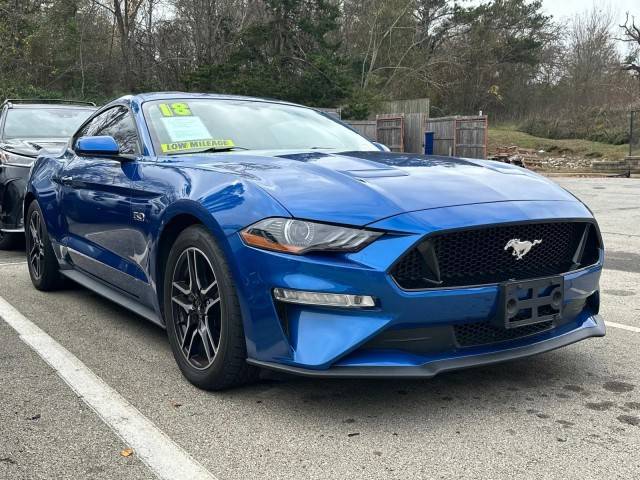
[
  {"left": 467, "top": 1, "right": 638, "bottom": 24},
  {"left": 540, "top": 0, "right": 638, "bottom": 23}
]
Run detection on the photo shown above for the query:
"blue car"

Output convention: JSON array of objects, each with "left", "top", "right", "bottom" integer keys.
[{"left": 25, "top": 93, "right": 605, "bottom": 390}]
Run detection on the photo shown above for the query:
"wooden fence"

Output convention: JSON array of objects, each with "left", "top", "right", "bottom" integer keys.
[
  {"left": 425, "top": 116, "right": 488, "bottom": 159},
  {"left": 345, "top": 114, "right": 427, "bottom": 153},
  {"left": 380, "top": 98, "right": 430, "bottom": 115},
  {"left": 376, "top": 115, "right": 405, "bottom": 152},
  {"left": 342, "top": 97, "right": 431, "bottom": 153},
  {"left": 339, "top": 98, "right": 487, "bottom": 157},
  {"left": 347, "top": 120, "right": 377, "bottom": 141},
  {"left": 404, "top": 113, "right": 429, "bottom": 154}
]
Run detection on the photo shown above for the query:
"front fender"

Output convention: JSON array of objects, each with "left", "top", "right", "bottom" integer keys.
[
  {"left": 146, "top": 174, "right": 290, "bottom": 301},
  {"left": 151, "top": 176, "right": 292, "bottom": 264},
  {"left": 150, "top": 177, "right": 291, "bottom": 336},
  {"left": 25, "top": 154, "right": 66, "bottom": 242}
]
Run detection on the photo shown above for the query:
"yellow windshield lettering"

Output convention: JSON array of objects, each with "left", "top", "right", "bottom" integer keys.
[
  {"left": 160, "top": 139, "right": 235, "bottom": 153},
  {"left": 158, "top": 102, "right": 193, "bottom": 117}
]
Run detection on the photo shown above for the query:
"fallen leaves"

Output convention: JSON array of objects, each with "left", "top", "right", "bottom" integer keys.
[
  {"left": 120, "top": 448, "right": 134, "bottom": 457},
  {"left": 169, "top": 400, "right": 183, "bottom": 409}
]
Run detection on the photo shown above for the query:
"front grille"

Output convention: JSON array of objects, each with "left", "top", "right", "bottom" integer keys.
[
  {"left": 391, "top": 221, "right": 600, "bottom": 289},
  {"left": 454, "top": 320, "right": 554, "bottom": 348}
]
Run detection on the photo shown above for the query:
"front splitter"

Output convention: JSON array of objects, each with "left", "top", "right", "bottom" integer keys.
[{"left": 247, "top": 314, "right": 606, "bottom": 378}]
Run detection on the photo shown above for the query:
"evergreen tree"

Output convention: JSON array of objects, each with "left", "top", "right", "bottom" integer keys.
[{"left": 185, "top": 0, "right": 354, "bottom": 107}]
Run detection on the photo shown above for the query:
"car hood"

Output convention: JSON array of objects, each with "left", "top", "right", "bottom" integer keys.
[
  {"left": 2, "top": 138, "right": 68, "bottom": 157},
  {"left": 185, "top": 150, "right": 578, "bottom": 226}
]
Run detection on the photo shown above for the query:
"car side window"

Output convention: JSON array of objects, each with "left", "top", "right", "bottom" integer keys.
[
  {"left": 75, "top": 106, "right": 140, "bottom": 155},
  {"left": 0, "top": 106, "right": 7, "bottom": 137},
  {"left": 75, "top": 108, "right": 119, "bottom": 142}
]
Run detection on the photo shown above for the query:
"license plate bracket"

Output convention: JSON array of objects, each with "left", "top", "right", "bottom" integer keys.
[{"left": 499, "top": 276, "right": 564, "bottom": 329}]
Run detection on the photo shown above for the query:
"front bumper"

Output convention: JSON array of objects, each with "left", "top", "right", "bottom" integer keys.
[
  {"left": 229, "top": 200, "right": 605, "bottom": 376},
  {"left": 248, "top": 314, "right": 605, "bottom": 377}
]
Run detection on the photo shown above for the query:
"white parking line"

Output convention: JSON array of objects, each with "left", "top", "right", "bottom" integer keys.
[
  {"left": 0, "top": 295, "right": 218, "bottom": 480},
  {"left": 606, "top": 321, "right": 640, "bottom": 333},
  {"left": 0, "top": 261, "right": 27, "bottom": 266}
]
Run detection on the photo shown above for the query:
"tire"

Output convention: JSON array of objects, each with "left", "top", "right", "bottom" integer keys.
[
  {"left": 25, "top": 201, "right": 63, "bottom": 291},
  {"left": 163, "top": 225, "right": 258, "bottom": 390},
  {"left": 0, "top": 231, "right": 19, "bottom": 250}
]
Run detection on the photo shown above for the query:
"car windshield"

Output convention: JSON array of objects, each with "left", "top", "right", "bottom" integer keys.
[
  {"left": 142, "top": 99, "right": 377, "bottom": 155},
  {"left": 3, "top": 107, "right": 94, "bottom": 139}
]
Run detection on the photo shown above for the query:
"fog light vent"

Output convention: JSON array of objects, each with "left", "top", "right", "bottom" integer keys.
[{"left": 273, "top": 288, "right": 375, "bottom": 308}]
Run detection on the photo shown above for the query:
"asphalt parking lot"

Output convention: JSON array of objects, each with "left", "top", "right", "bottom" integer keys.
[{"left": 1, "top": 177, "right": 639, "bottom": 480}]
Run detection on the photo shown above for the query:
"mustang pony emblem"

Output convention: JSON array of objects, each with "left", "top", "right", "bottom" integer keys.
[{"left": 504, "top": 238, "right": 542, "bottom": 260}]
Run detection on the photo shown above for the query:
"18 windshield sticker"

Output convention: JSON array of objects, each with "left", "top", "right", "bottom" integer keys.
[
  {"left": 158, "top": 102, "right": 193, "bottom": 117},
  {"left": 157, "top": 102, "right": 234, "bottom": 153}
]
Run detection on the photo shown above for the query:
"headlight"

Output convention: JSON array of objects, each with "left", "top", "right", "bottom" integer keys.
[
  {"left": 0, "top": 150, "right": 34, "bottom": 166},
  {"left": 240, "top": 218, "right": 382, "bottom": 254}
]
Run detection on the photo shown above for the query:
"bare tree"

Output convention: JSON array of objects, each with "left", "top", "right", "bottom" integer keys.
[
  {"left": 341, "top": 0, "right": 456, "bottom": 99},
  {"left": 565, "top": 7, "right": 621, "bottom": 108},
  {"left": 621, "top": 13, "right": 640, "bottom": 78},
  {"left": 92, "top": 0, "right": 145, "bottom": 89}
]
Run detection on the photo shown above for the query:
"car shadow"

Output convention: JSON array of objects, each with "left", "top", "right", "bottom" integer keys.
[
  {"left": 221, "top": 345, "right": 604, "bottom": 425},
  {"left": 0, "top": 238, "right": 26, "bottom": 262}
]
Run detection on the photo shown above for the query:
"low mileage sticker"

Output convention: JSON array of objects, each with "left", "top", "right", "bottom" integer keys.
[{"left": 160, "top": 139, "right": 235, "bottom": 153}]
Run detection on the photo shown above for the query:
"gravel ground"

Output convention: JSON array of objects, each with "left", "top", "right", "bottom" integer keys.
[{"left": 0, "top": 177, "right": 638, "bottom": 480}]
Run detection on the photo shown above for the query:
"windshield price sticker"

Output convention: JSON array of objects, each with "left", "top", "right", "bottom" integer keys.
[
  {"left": 161, "top": 139, "right": 235, "bottom": 153},
  {"left": 158, "top": 102, "right": 193, "bottom": 117},
  {"left": 161, "top": 115, "right": 212, "bottom": 142}
]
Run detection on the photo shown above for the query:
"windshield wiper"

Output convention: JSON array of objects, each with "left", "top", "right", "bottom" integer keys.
[
  {"left": 25, "top": 141, "right": 45, "bottom": 150},
  {"left": 172, "top": 146, "right": 249, "bottom": 155}
]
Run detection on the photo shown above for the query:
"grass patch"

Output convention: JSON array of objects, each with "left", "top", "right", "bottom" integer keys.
[{"left": 489, "top": 125, "right": 630, "bottom": 161}]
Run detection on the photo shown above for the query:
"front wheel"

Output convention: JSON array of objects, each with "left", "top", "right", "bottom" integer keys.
[
  {"left": 163, "top": 225, "right": 258, "bottom": 390},
  {"left": 25, "top": 201, "right": 63, "bottom": 291}
]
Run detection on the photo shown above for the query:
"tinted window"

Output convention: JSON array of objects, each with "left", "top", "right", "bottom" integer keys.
[
  {"left": 142, "top": 99, "right": 376, "bottom": 155},
  {"left": 76, "top": 107, "right": 140, "bottom": 155},
  {"left": 3, "top": 107, "right": 94, "bottom": 140}
]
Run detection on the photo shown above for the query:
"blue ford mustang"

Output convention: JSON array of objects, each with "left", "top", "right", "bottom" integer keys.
[{"left": 25, "top": 93, "right": 605, "bottom": 390}]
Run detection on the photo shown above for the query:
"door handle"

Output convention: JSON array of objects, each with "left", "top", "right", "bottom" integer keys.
[{"left": 59, "top": 175, "right": 73, "bottom": 185}]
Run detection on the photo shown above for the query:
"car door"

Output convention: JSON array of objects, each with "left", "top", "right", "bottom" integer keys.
[{"left": 60, "top": 105, "right": 146, "bottom": 295}]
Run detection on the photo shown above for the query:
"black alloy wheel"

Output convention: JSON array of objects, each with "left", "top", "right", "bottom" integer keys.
[
  {"left": 170, "top": 247, "right": 221, "bottom": 370},
  {"left": 28, "top": 209, "right": 45, "bottom": 280},
  {"left": 25, "top": 201, "right": 62, "bottom": 291},
  {"left": 163, "top": 225, "right": 257, "bottom": 390}
]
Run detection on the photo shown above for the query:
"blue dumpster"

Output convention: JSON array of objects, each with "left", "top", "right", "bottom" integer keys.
[{"left": 424, "top": 131, "right": 434, "bottom": 155}]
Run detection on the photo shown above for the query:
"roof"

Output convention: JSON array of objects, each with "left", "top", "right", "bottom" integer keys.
[
  {"left": 2, "top": 99, "right": 96, "bottom": 109},
  {"left": 126, "top": 92, "right": 303, "bottom": 108}
]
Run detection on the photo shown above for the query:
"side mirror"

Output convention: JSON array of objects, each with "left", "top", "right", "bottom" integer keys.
[
  {"left": 75, "top": 136, "right": 119, "bottom": 156},
  {"left": 373, "top": 142, "right": 391, "bottom": 152}
]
